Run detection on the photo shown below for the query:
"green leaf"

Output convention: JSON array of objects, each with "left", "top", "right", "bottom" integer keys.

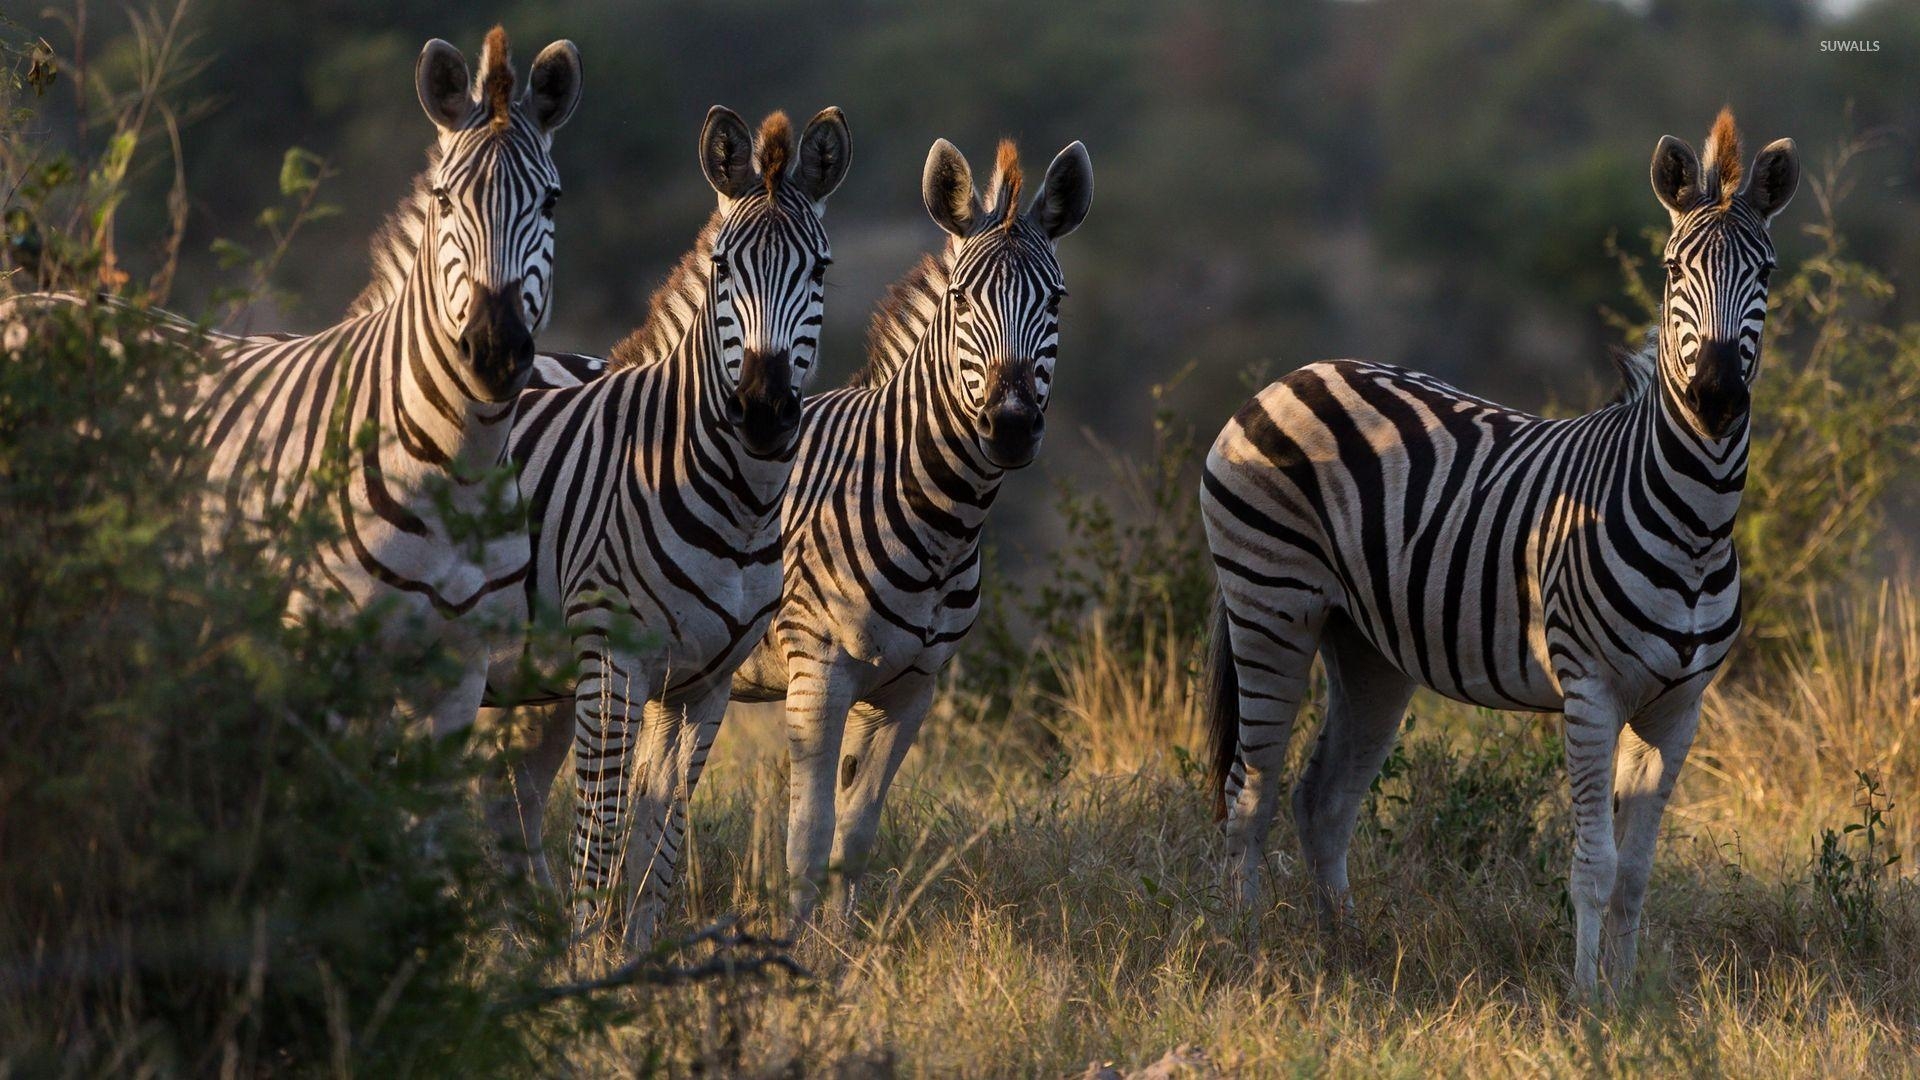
[{"left": 279, "top": 147, "right": 326, "bottom": 198}]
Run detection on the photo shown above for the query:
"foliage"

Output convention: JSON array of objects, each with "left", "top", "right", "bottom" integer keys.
[
  {"left": 1811, "top": 770, "right": 1902, "bottom": 957},
  {"left": 958, "top": 367, "right": 1214, "bottom": 735},
  {"left": 1365, "top": 711, "right": 1565, "bottom": 879},
  {"left": 0, "top": 299, "right": 585, "bottom": 1073}
]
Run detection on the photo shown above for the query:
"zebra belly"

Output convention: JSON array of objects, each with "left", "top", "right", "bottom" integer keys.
[{"left": 1206, "top": 361, "right": 1574, "bottom": 713}]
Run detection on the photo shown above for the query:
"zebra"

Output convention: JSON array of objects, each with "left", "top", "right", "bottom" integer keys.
[
  {"left": 1199, "top": 110, "right": 1797, "bottom": 991},
  {"left": 477, "top": 107, "right": 851, "bottom": 947},
  {"left": 727, "top": 137, "right": 1094, "bottom": 922},
  {"left": 1, "top": 28, "right": 582, "bottom": 735}
]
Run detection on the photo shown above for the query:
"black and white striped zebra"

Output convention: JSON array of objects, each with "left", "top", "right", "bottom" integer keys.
[
  {"left": 1199, "top": 110, "right": 1797, "bottom": 991},
  {"left": 2, "top": 28, "right": 582, "bottom": 734},
  {"left": 478, "top": 108, "right": 851, "bottom": 947},
  {"left": 727, "top": 138, "right": 1093, "bottom": 921}
]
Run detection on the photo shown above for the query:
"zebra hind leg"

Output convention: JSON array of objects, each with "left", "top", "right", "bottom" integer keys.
[
  {"left": 1291, "top": 612, "right": 1415, "bottom": 928},
  {"left": 1217, "top": 593, "right": 1324, "bottom": 913}
]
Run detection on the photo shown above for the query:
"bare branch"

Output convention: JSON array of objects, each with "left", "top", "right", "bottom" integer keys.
[{"left": 490, "top": 918, "right": 811, "bottom": 1016}]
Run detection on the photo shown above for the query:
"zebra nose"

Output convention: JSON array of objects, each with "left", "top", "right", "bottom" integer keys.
[
  {"left": 1684, "top": 341, "right": 1749, "bottom": 437},
  {"left": 459, "top": 286, "right": 534, "bottom": 395}
]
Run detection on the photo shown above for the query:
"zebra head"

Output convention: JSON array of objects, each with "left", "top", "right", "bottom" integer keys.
[
  {"left": 699, "top": 106, "right": 852, "bottom": 456},
  {"left": 923, "top": 138, "right": 1093, "bottom": 469},
  {"left": 1649, "top": 109, "right": 1799, "bottom": 441},
  {"left": 414, "top": 28, "right": 582, "bottom": 401}
]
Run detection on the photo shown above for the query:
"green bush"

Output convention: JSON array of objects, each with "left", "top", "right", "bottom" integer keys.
[{"left": 0, "top": 299, "right": 577, "bottom": 1074}]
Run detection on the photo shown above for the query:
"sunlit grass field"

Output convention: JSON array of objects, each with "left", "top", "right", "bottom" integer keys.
[{"left": 503, "top": 589, "right": 1920, "bottom": 1076}]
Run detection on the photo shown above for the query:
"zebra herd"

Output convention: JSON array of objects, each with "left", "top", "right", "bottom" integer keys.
[{"left": 3, "top": 27, "right": 1800, "bottom": 994}]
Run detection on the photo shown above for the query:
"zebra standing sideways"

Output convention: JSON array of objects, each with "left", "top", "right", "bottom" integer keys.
[
  {"left": 478, "top": 108, "right": 851, "bottom": 947},
  {"left": 1, "top": 28, "right": 582, "bottom": 735},
  {"left": 1201, "top": 110, "right": 1797, "bottom": 991},
  {"left": 728, "top": 137, "right": 1094, "bottom": 921}
]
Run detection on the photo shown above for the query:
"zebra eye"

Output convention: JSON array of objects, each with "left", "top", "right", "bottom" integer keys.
[
  {"left": 712, "top": 255, "right": 731, "bottom": 282},
  {"left": 1758, "top": 262, "right": 1775, "bottom": 285},
  {"left": 951, "top": 291, "right": 971, "bottom": 315},
  {"left": 541, "top": 189, "right": 560, "bottom": 218},
  {"left": 433, "top": 187, "right": 454, "bottom": 217},
  {"left": 1663, "top": 257, "right": 1682, "bottom": 276}
]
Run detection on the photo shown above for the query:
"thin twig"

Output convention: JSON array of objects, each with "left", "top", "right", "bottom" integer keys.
[{"left": 491, "top": 917, "right": 811, "bottom": 1016}]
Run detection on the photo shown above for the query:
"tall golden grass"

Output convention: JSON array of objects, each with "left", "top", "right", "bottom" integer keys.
[{"left": 513, "top": 587, "right": 1920, "bottom": 1076}]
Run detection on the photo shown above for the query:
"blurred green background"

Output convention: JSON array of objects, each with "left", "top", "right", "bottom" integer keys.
[{"left": 14, "top": 0, "right": 1920, "bottom": 549}]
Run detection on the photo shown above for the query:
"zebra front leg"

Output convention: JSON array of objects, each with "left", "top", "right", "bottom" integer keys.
[
  {"left": 1218, "top": 596, "right": 1323, "bottom": 912},
  {"left": 568, "top": 644, "right": 650, "bottom": 942},
  {"left": 1605, "top": 688, "right": 1703, "bottom": 983},
  {"left": 1292, "top": 615, "right": 1415, "bottom": 926},
  {"left": 783, "top": 659, "right": 856, "bottom": 928},
  {"left": 478, "top": 702, "right": 572, "bottom": 890},
  {"left": 829, "top": 678, "right": 936, "bottom": 918},
  {"left": 619, "top": 690, "right": 730, "bottom": 950},
  {"left": 1560, "top": 683, "right": 1626, "bottom": 995}
]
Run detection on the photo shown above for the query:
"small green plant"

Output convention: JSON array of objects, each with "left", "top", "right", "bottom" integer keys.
[
  {"left": 1811, "top": 770, "right": 1900, "bottom": 956},
  {"left": 1366, "top": 711, "right": 1563, "bottom": 876},
  {"left": 959, "top": 366, "right": 1215, "bottom": 729}
]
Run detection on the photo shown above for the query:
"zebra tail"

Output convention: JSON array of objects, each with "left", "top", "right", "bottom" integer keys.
[{"left": 1203, "top": 597, "right": 1237, "bottom": 823}]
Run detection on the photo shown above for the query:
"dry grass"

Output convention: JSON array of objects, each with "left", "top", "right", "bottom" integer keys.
[{"left": 524, "top": 593, "right": 1920, "bottom": 1077}]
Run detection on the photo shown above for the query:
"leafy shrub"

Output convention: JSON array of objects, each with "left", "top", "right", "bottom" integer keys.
[
  {"left": 1365, "top": 711, "right": 1565, "bottom": 878},
  {"left": 1811, "top": 770, "right": 1902, "bottom": 957},
  {"left": 960, "top": 368, "right": 1215, "bottom": 734},
  {"left": 0, "top": 299, "right": 587, "bottom": 1073}
]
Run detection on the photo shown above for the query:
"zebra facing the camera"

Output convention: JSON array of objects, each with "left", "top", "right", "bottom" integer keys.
[{"left": 1200, "top": 109, "right": 1798, "bottom": 992}]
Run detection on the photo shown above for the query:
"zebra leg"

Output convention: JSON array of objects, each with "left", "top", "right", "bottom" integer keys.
[
  {"left": 828, "top": 677, "right": 937, "bottom": 918},
  {"left": 1292, "top": 614, "right": 1415, "bottom": 927},
  {"left": 1560, "top": 682, "right": 1626, "bottom": 995},
  {"left": 783, "top": 658, "right": 857, "bottom": 927},
  {"left": 1605, "top": 689, "right": 1702, "bottom": 983},
  {"left": 618, "top": 689, "right": 729, "bottom": 951},
  {"left": 1220, "top": 594, "right": 1325, "bottom": 912},
  {"left": 568, "top": 643, "right": 650, "bottom": 941},
  {"left": 478, "top": 702, "right": 572, "bottom": 891}
]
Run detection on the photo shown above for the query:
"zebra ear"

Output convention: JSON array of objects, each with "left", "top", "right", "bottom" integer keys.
[
  {"left": 416, "top": 39, "right": 472, "bottom": 132},
  {"left": 1027, "top": 141, "right": 1093, "bottom": 241},
  {"left": 1650, "top": 135, "right": 1702, "bottom": 220},
  {"left": 795, "top": 107, "right": 852, "bottom": 209},
  {"left": 701, "top": 106, "right": 756, "bottom": 200},
  {"left": 923, "top": 139, "right": 977, "bottom": 238},
  {"left": 1742, "top": 138, "right": 1800, "bottom": 222},
  {"left": 527, "top": 41, "right": 582, "bottom": 135}
]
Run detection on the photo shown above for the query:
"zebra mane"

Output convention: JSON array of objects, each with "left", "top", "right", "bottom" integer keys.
[
  {"left": 605, "top": 210, "right": 723, "bottom": 371},
  {"left": 1608, "top": 327, "right": 1659, "bottom": 405},
  {"left": 846, "top": 246, "right": 956, "bottom": 389},
  {"left": 342, "top": 153, "right": 440, "bottom": 319}
]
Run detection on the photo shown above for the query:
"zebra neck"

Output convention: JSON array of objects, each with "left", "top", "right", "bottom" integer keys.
[
  {"left": 1638, "top": 382, "right": 1747, "bottom": 553},
  {"left": 663, "top": 311, "right": 793, "bottom": 531},
  {"left": 879, "top": 350, "right": 1005, "bottom": 565},
  {"left": 371, "top": 259, "right": 516, "bottom": 476}
]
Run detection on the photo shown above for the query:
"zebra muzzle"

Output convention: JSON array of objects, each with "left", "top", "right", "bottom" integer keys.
[
  {"left": 1683, "top": 340, "right": 1750, "bottom": 439},
  {"left": 459, "top": 286, "right": 535, "bottom": 399},
  {"left": 978, "top": 398, "right": 1044, "bottom": 468},
  {"left": 728, "top": 349, "right": 803, "bottom": 454}
]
